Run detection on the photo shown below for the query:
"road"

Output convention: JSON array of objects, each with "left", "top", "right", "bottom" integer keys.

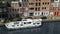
[{"left": 0, "top": 21, "right": 60, "bottom": 34}]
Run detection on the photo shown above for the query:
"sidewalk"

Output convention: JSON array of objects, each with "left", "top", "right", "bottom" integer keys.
[
  {"left": 43, "top": 16, "right": 60, "bottom": 21},
  {"left": 0, "top": 23, "right": 5, "bottom": 26}
]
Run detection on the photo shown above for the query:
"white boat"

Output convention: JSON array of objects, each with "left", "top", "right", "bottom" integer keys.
[{"left": 5, "top": 19, "right": 42, "bottom": 29}]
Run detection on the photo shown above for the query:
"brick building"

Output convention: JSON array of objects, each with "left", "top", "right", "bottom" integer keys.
[{"left": 10, "top": 0, "right": 60, "bottom": 19}]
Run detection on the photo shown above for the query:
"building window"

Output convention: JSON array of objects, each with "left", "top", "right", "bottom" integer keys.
[
  {"left": 38, "top": 8, "right": 40, "bottom": 11},
  {"left": 22, "top": 0, "right": 28, "bottom": 2},
  {"left": 15, "top": 3, "right": 19, "bottom": 7},
  {"left": 35, "top": 8, "right": 40, "bottom": 11},
  {"left": 47, "top": 2, "right": 49, "bottom": 5},
  {"left": 53, "top": 7, "right": 58, "bottom": 10},
  {"left": 54, "top": 12, "right": 59, "bottom": 16},
  {"left": 39, "top": 3, "right": 40, "bottom": 6},
  {"left": 42, "top": 2, "right": 44, "bottom": 5},
  {"left": 29, "top": 8, "right": 34, "bottom": 10},
  {"left": 29, "top": 13, "right": 34, "bottom": 16},
  {"left": 36, "top": 0, "right": 41, "bottom": 1},
  {"left": 35, "top": 8, "right": 37, "bottom": 11},
  {"left": 39, "top": 0, "right": 41, "bottom": 1},
  {"left": 34, "top": 12, "right": 41, "bottom": 16},
  {"left": 55, "top": 0, "right": 58, "bottom": 1},
  {"left": 42, "top": 2, "right": 49, "bottom": 5},
  {"left": 51, "top": 0, "right": 54, "bottom": 2},
  {"left": 29, "top": 3, "right": 34, "bottom": 5},
  {"left": 12, "top": 25, "right": 15, "bottom": 27},
  {"left": 45, "top": 7, "right": 46, "bottom": 9},
  {"left": 53, "top": 2, "right": 59, "bottom": 7},
  {"left": 45, "top": 2, "right": 47, "bottom": 5},
  {"left": 50, "top": 12, "right": 53, "bottom": 16},
  {"left": 36, "top": 3, "right": 38, "bottom": 6},
  {"left": 42, "top": 7, "right": 44, "bottom": 10},
  {"left": 36, "top": 0, "right": 39, "bottom": 1},
  {"left": 19, "top": 3, "right": 21, "bottom": 7},
  {"left": 42, "top": 7, "right": 46, "bottom": 10},
  {"left": 42, "top": 12, "right": 48, "bottom": 16}
]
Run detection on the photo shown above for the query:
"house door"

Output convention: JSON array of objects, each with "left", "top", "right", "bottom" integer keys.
[{"left": 54, "top": 12, "right": 59, "bottom": 16}]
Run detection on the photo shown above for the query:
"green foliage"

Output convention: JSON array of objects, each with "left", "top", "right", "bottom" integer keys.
[
  {"left": 0, "top": 0, "right": 14, "bottom": 2},
  {"left": 0, "top": 2, "right": 3, "bottom": 8}
]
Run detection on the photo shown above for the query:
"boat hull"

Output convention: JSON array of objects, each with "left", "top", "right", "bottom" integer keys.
[{"left": 5, "top": 19, "right": 42, "bottom": 29}]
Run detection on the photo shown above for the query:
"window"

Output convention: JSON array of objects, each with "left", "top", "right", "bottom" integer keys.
[
  {"left": 29, "top": 3, "right": 34, "bottom": 5},
  {"left": 53, "top": 2, "right": 59, "bottom": 7},
  {"left": 24, "top": 22, "right": 31, "bottom": 24},
  {"left": 28, "top": 22, "right": 31, "bottom": 24},
  {"left": 15, "top": 3, "right": 19, "bottom": 7},
  {"left": 24, "top": 22, "right": 26, "bottom": 24},
  {"left": 42, "top": 7, "right": 46, "bottom": 10},
  {"left": 38, "top": 8, "right": 40, "bottom": 11},
  {"left": 22, "top": 19, "right": 27, "bottom": 21},
  {"left": 38, "top": 12, "right": 40, "bottom": 15},
  {"left": 21, "top": 24, "right": 23, "bottom": 26},
  {"left": 39, "top": 0, "right": 41, "bottom": 1},
  {"left": 29, "top": 13, "right": 34, "bottom": 16},
  {"left": 42, "top": 12, "right": 48, "bottom": 16},
  {"left": 45, "top": 2, "right": 47, "bottom": 5},
  {"left": 17, "top": 25, "right": 19, "bottom": 26},
  {"left": 37, "top": 23, "right": 40, "bottom": 24},
  {"left": 35, "top": 12, "right": 37, "bottom": 16},
  {"left": 36, "top": 3, "right": 38, "bottom": 6},
  {"left": 35, "top": 8, "right": 37, "bottom": 11},
  {"left": 50, "top": 12, "right": 53, "bottom": 16},
  {"left": 45, "top": 7, "right": 46, "bottom": 9},
  {"left": 19, "top": 3, "right": 21, "bottom": 7},
  {"left": 29, "top": 8, "right": 34, "bottom": 10},
  {"left": 51, "top": 0, "right": 54, "bottom": 2},
  {"left": 42, "top": 7, "right": 44, "bottom": 10},
  {"left": 34, "top": 12, "right": 41, "bottom": 16},
  {"left": 12, "top": 25, "right": 15, "bottom": 27},
  {"left": 36, "top": 0, "right": 39, "bottom": 1},
  {"left": 39, "top": 3, "right": 40, "bottom": 6},
  {"left": 14, "top": 23, "right": 19, "bottom": 24},
  {"left": 42, "top": 2, "right": 49, "bottom": 5},
  {"left": 55, "top": 0, "right": 58, "bottom": 1},
  {"left": 47, "top": 2, "right": 49, "bottom": 5},
  {"left": 16, "top": 14, "right": 19, "bottom": 17},
  {"left": 22, "top": 0, "right": 28, "bottom": 2},
  {"left": 42, "top": 2, "right": 44, "bottom": 5},
  {"left": 35, "top": 8, "right": 40, "bottom": 11},
  {"left": 36, "top": 0, "right": 41, "bottom": 1}
]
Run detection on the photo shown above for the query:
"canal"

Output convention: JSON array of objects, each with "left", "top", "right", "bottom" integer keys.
[{"left": 0, "top": 21, "right": 60, "bottom": 34}]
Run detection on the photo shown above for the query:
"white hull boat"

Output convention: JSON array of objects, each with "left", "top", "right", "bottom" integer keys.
[{"left": 5, "top": 19, "right": 42, "bottom": 29}]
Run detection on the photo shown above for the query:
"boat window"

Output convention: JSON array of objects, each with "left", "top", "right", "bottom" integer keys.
[
  {"left": 27, "top": 22, "right": 31, "bottom": 24},
  {"left": 22, "top": 19, "right": 27, "bottom": 21},
  {"left": 12, "top": 25, "right": 15, "bottom": 27},
  {"left": 7, "top": 25, "right": 8, "bottom": 26},
  {"left": 24, "top": 22, "right": 26, "bottom": 24},
  {"left": 24, "top": 22, "right": 31, "bottom": 24},
  {"left": 37, "top": 23, "right": 40, "bottom": 24},
  {"left": 17, "top": 25, "right": 19, "bottom": 26},
  {"left": 14, "top": 23, "right": 19, "bottom": 24},
  {"left": 33, "top": 23, "right": 36, "bottom": 25},
  {"left": 21, "top": 24, "right": 23, "bottom": 26}
]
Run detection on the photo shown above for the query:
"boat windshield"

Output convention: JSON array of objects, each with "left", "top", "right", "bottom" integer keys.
[{"left": 24, "top": 22, "right": 31, "bottom": 24}]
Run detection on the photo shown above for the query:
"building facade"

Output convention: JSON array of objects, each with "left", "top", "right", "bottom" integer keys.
[
  {"left": 10, "top": 0, "right": 60, "bottom": 19},
  {"left": 20, "top": 0, "right": 51, "bottom": 19}
]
